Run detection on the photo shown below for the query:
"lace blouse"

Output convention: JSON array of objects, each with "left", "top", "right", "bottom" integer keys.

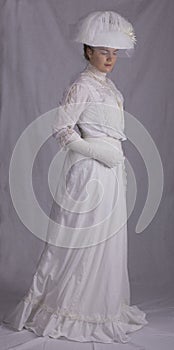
[{"left": 52, "top": 61, "right": 127, "bottom": 151}]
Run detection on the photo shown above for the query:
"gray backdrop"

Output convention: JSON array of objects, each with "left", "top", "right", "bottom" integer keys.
[{"left": 0, "top": 0, "right": 174, "bottom": 342}]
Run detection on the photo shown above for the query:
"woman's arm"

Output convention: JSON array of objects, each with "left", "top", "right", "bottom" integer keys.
[{"left": 52, "top": 82, "right": 88, "bottom": 148}]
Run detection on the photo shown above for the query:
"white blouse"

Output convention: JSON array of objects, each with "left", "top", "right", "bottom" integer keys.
[{"left": 52, "top": 61, "right": 127, "bottom": 151}]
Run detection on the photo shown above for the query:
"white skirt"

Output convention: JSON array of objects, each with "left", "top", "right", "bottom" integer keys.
[{"left": 3, "top": 145, "right": 148, "bottom": 343}]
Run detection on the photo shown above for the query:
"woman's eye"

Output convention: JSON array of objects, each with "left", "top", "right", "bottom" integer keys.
[{"left": 100, "top": 51, "right": 118, "bottom": 56}]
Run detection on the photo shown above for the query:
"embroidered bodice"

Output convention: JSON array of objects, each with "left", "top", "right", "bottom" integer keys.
[
  {"left": 84, "top": 61, "right": 107, "bottom": 81},
  {"left": 52, "top": 61, "right": 127, "bottom": 149}
]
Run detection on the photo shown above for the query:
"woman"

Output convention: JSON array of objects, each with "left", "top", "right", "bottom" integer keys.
[{"left": 3, "top": 11, "right": 148, "bottom": 343}]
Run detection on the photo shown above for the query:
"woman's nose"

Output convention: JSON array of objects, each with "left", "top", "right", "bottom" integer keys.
[{"left": 107, "top": 55, "right": 112, "bottom": 61}]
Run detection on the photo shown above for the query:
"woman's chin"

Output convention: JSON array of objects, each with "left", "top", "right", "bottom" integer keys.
[{"left": 104, "top": 65, "right": 113, "bottom": 72}]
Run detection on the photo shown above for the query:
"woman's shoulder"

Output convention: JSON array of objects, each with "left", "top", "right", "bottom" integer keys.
[
  {"left": 76, "top": 70, "right": 96, "bottom": 88},
  {"left": 61, "top": 74, "right": 91, "bottom": 105}
]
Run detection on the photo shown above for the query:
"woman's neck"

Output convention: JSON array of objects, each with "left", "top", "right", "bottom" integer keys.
[{"left": 85, "top": 61, "right": 107, "bottom": 81}]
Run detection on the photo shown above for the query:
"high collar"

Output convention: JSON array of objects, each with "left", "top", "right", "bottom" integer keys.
[{"left": 85, "top": 62, "right": 107, "bottom": 81}]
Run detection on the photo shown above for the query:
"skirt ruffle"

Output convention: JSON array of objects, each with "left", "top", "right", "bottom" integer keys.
[{"left": 3, "top": 298, "right": 148, "bottom": 344}]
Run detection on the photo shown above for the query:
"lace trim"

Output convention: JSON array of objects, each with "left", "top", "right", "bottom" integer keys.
[
  {"left": 54, "top": 126, "right": 74, "bottom": 147},
  {"left": 83, "top": 70, "right": 123, "bottom": 110},
  {"left": 122, "top": 162, "right": 127, "bottom": 189},
  {"left": 22, "top": 293, "right": 121, "bottom": 324}
]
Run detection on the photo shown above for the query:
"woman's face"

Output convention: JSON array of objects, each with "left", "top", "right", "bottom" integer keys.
[{"left": 87, "top": 46, "right": 119, "bottom": 73}]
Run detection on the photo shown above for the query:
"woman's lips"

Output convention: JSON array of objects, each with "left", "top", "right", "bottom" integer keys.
[{"left": 105, "top": 64, "right": 112, "bottom": 66}]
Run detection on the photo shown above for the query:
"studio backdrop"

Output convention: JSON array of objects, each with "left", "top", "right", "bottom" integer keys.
[{"left": 0, "top": 0, "right": 174, "bottom": 314}]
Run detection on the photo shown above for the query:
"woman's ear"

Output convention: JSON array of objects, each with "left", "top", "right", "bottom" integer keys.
[{"left": 86, "top": 47, "right": 92, "bottom": 60}]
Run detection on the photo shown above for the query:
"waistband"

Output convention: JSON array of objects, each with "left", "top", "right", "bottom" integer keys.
[
  {"left": 83, "top": 135, "right": 122, "bottom": 144},
  {"left": 83, "top": 135, "right": 123, "bottom": 152},
  {"left": 83, "top": 135, "right": 121, "bottom": 142}
]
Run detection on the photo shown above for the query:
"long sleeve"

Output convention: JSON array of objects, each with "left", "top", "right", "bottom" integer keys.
[{"left": 52, "top": 82, "right": 89, "bottom": 150}]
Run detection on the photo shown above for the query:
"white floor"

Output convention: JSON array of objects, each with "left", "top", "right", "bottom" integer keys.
[{"left": 0, "top": 291, "right": 174, "bottom": 350}]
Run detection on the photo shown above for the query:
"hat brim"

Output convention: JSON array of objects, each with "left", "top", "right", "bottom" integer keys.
[{"left": 74, "top": 31, "right": 135, "bottom": 49}]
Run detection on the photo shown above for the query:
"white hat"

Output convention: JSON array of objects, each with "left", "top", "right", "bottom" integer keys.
[{"left": 69, "top": 11, "right": 136, "bottom": 57}]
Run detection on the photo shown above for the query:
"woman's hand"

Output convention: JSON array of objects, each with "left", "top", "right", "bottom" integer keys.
[
  {"left": 84, "top": 136, "right": 125, "bottom": 168},
  {"left": 62, "top": 131, "right": 125, "bottom": 168}
]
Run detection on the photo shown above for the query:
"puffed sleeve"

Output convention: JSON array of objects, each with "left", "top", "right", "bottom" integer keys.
[{"left": 52, "top": 82, "right": 90, "bottom": 150}]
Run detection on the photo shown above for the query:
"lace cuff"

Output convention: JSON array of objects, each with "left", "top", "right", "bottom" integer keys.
[{"left": 53, "top": 125, "right": 80, "bottom": 150}]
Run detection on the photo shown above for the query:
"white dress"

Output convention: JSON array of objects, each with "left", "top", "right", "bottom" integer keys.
[{"left": 3, "top": 62, "right": 148, "bottom": 343}]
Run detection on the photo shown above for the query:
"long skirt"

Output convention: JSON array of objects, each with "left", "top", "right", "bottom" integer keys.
[{"left": 3, "top": 148, "right": 148, "bottom": 343}]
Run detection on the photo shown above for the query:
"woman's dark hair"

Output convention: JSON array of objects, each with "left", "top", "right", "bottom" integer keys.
[{"left": 83, "top": 44, "right": 94, "bottom": 61}]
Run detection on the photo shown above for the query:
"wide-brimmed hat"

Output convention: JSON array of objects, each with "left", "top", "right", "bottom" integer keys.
[{"left": 69, "top": 11, "right": 136, "bottom": 57}]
